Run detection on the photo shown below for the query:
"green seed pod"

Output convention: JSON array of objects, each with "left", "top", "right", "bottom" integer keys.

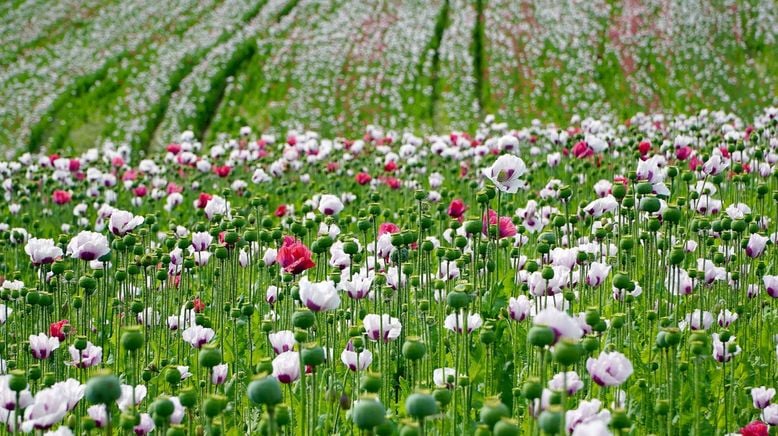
[
  {"left": 8, "top": 370, "right": 27, "bottom": 392},
  {"left": 203, "top": 395, "right": 226, "bottom": 418},
  {"left": 655, "top": 400, "right": 670, "bottom": 415},
  {"left": 352, "top": 396, "right": 386, "bottom": 430},
  {"left": 479, "top": 398, "right": 509, "bottom": 430},
  {"left": 179, "top": 388, "right": 198, "bottom": 408},
  {"left": 292, "top": 309, "right": 316, "bottom": 329},
  {"left": 553, "top": 339, "right": 582, "bottom": 366},
  {"left": 528, "top": 325, "right": 554, "bottom": 347},
  {"left": 301, "top": 343, "right": 325, "bottom": 367},
  {"left": 433, "top": 388, "right": 452, "bottom": 407},
  {"left": 120, "top": 412, "right": 139, "bottom": 430},
  {"left": 248, "top": 375, "right": 283, "bottom": 406},
  {"left": 154, "top": 397, "right": 175, "bottom": 417},
  {"left": 493, "top": 418, "right": 520, "bottom": 436},
  {"left": 612, "top": 272, "right": 631, "bottom": 290},
  {"left": 85, "top": 371, "right": 122, "bottom": 405},
  {"left": 611, "top": 409, "right": 632, "bottom": 429},
  {"left": 636, "top": 182, "right": 653, "bottom": 195},
  {"left": 446, "top": 291, "right": 469, "bottom": 309},
  {"left": 640, "top": 196, "right": 661, "bottom": 213},
  {"left": 161, "top": 367, "right": 180, "bottom": 386},
  {"left": 402, "top": 337, "right": 427, "bottom": 361},
  {"left": 360, "top": 372, "right": 382, "bottom": 393},
  {"left": 121, "top": 327, "right": 144, "bottom": 352},
  {"left": 582, "top": 336, "right": 599, "bottom": 353},
  {"left": 405, "top": 392, "right": 438, "bottom": 419},
  {"left": 521, "top": 377, "right": 542, "bottom": 400},
  {"left": 198, "top": 345, "right": 222, "bottom": 369},
  {"left": 538, "top": 406, "right": 564, "bottom": 434}
]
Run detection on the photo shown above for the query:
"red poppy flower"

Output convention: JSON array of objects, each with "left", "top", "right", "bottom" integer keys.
[
  {"left": 122, "top": 170, "right": 138, "bottom": 181},
  {"left": 193, "top": 298, "right": 206, "bottom": 313},
  {"left": 275, "top": 204, "right": 287, "bottom": 217},
  {"left": 52, "top": 190, "right": 72, "bottom": 205},
  {"left": 483, "top": 210, "right": 517, "bottom": 239},
  {"left": 384, "top": 161, "right": 397, "bottom": 172},
  {"left": 379, "top": 222, "right": 400, "bottom": 235},
  {"left": 214, "top": 165, "right": 231, "bottom": 178},
  {"left": 689, "top": 155, "right": 703, "bottom": 171},
  {"left": 638, "top": 141, "right": 651, "bottom": 156},
  {"left": 355, "top": 172, "right": 372, "bottom": 185},
  {"left": 196, "top": 193, "right": 212, "bottom": 209},
  {"left": 50, "top": 319, "right": 70, "bottom": 341},
  {"left": 133, "top": 185, "right": 147, "bottom": 197},
  {"left": 68, "top": 159, "right": 81, "bottom": 172},
  {"left": 571, "top": 141, "right": 593, "bottom": 159},
  {"left": 675, "top": 146, "right": 692, "bottom": 161},
  {"left": 740, "top": 421, "right": 768, "bottom": 436},
  {"left": 384, "top": 177, "right": 400, "bottom": 190},
  {"left": 167, "top": 143, "right": 182, "bottom": 154},
  {"left": 277, "top": 236, "right": 315, "bottom": 275},
  {"left": 447, "top": 199, "right": 467, "bottom": 220}
]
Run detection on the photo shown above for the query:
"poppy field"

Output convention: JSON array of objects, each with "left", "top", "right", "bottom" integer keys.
[{"left": 2, "top": 1, "right": 778, "bottom": 436}]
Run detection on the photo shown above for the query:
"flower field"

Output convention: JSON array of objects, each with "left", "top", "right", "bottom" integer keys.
[{"left": 1, "top": 1, "right": 778, "bottom": 435}]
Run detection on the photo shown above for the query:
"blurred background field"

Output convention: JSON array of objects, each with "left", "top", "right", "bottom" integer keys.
[{"left": 1, "top": 0, "right": 775, "bottom": 156}]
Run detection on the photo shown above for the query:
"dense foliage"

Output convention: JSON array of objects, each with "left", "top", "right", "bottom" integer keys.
[{"left": 0, "top": 108, "right": 778, "bottom": 434}]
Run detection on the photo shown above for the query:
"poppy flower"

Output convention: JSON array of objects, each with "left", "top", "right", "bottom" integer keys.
[
  {"left": 740, "top": 421, "right": 768, "bottom": 436},
  {"left": 133, "top": 186, "right": 147, "bottom": 197},
  {"left": 277, "top": 236, "right": 315, "bottom": 275},
  {"left": 638, "top": 140, "right": 651, "bottom": 156},
  {"left": 196, "top": 193, "right": 212, "bottom": 209},
  {"left": 447, "top": 199, "right": 467, "bottom": 220},
  {"left": 355, "top": 172, "right": 372, "bottom": 185},
  {"left": 50, "top": 319, "right": 70, "bottom": 341},
  {"left": 571, "top": 141, "right": 594, "bottom": 159},
  {"left": 52, "top": 190, "right": 72, "bottom": 205},
  {"left": 379, "top": 222, "right": 400, "bottom": 235},
  {"left": 214, "top": 165, "right": 231, "bottom": 178},
  {"left": 193, "top": 298, "right": 206, "bottom": 313}
]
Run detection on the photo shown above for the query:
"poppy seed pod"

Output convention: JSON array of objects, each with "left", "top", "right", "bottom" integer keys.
[
  {"left": 553, "top": 339, "right": 583, "bottom": 366},
  {"left": 85, "top": 371, "right": 122, "bottom": 405},
  {"left": 352, "top": 396, "right": 386, "bottom": 430},
  {"left": 203, "top": 395, "right": 226, "bottom": 418},
  {"left": 198, "top": 345, "right": 222, "bottom": 368},
  {"left": 538, "top": 406, "right": 564, "bottom": 434},
  {"left": 360, "top": 372, "right": 382, "bottom": 393},
  {"left": 493, "top": 418, "right": 520, "bottom": 436},
  {"left": 248, "top": 375, "right": 283, "bottom": 406},
  {"left": 8, "top": 369, "right": 27, "bottom": 392},
  {"left": 292, "top": 309, "right": 315, "bottom": 329},
  {"left": 405, "top": 392, "right": 438, "bottom": 419},
  {"left": 446, "top": 291, "right": 469, "bottom": 309},
  {"left": 479, "top": 398, "right": 509, "bottom": 429},
  {"left": 121, "top": 326, "right": 144, "bottom": 351},
  {"left": 402, "top": 337, "right": 426, "bottom": 361},
  {"left": 301, "top": 343, "right": 325, "bottom": 367},
  {"left": 154, "top": 397, "right": 175, "bottom": 417}
]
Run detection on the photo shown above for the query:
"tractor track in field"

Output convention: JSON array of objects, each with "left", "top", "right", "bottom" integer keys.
[
  {"left": 417, "top": 0, "right": 450, "bottom": 123},
  {"left": 26, "top": 0, "right": 226, "bottom": 153},
  {"left": 197, "top": 0, "right": 301, "bottom": 142},
  {"left": 472, "top": 0, "right": 487, "bottom": 115}
]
